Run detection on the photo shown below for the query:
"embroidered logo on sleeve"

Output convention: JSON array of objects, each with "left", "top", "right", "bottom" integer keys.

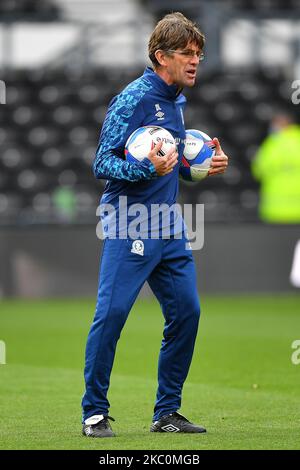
[{"left": 155, "top": 103, "right": 165, "bottom": 120}]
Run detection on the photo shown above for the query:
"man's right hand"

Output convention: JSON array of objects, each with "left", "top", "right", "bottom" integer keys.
[{"left": 147, "top": 141, "right": 178, "bottom": 176}]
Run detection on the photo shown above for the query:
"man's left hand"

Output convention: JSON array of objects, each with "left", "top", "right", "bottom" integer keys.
[{"left": 207, "top": 138, "right": 229, "bottom": 176}]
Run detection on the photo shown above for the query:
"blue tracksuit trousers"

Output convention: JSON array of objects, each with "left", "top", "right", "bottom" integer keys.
[{"left": 82, "top": 235, "right": 200, "bottom": 422}]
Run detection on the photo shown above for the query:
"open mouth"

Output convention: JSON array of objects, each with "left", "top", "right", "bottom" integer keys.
[{"left": 186, "top": 70, "right": 196, "bottom": 79}]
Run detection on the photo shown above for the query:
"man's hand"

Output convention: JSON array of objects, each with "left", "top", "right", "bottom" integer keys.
[
  {"left": 207, "top": 138, "right": 229, "bottom": 176},
  {"left": 147, "top": 141, "right": 178, "bottom": 176}
]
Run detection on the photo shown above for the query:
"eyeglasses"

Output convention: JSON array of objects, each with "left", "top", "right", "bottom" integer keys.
[{"left": 166, "top": 49, "right": 205, "bottom": 61}]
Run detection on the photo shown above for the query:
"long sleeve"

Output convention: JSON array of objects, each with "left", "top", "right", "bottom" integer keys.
[
  {"left": 93, "top": 80, "right": 157, "bottom": 182},
  {"left": 95, "top": 150, "right": 157, "bottom": 182}
]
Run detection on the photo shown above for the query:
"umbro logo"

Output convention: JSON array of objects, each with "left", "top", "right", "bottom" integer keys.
[
  {"left": 155, "top": 103, "right": 165, "bottom": 121},
  {"left": 161, "top": 424, "right": 180, "bottom": 432},
  {"left": 155, "top": 111, "right": 164, "bottom": 119}
]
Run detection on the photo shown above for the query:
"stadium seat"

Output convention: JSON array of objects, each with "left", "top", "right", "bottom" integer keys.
[
  {"left": 0, "top": 0, "right": 61, "bottom": 21},
  {"left": 0, "top": 192, "right": 23, "bottom": 224},
  {"left": 0, "top": 65, "right": 297, "bottom": 224}
]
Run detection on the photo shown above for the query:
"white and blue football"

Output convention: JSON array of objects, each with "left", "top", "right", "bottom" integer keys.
[
  {"left": 125, "top": 126, "right": 175, "bottom": 163},
  {"left": 180, "top": 129, "right": 216, "bottom": 181}
]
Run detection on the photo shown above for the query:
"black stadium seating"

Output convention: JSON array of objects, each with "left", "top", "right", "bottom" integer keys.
[
  {"left": 220, "top": 0, "right": 300, "bottom": 12},
  {"left": 0, "top": 0, "right": 60, "bottom": 21},
  {"left": 0, "top": 66, "right": 298, "bottom": 224}
]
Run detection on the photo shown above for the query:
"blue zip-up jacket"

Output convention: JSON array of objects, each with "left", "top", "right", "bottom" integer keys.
[{"left": 93, "top": 67, "right": 187, "bottom": 238}]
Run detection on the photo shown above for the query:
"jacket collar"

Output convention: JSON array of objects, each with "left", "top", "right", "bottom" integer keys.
[{"left": 143, "top": 67, "right": 182, "bottom": 100}]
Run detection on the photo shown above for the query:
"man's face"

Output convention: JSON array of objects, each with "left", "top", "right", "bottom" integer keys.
[{"left": 160, "top": 42, "right": 202, "bottom": 88}]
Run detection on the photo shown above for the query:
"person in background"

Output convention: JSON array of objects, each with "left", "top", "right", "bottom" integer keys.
[{"left": 252, "top": 112, "right": 300, "bottom": 223}]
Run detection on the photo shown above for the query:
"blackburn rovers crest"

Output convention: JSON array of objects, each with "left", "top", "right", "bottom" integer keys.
[{"left": 131, "top": 240, "right": 144, "bottom": 256}]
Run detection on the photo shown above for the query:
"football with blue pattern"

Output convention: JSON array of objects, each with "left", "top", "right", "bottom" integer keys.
[{"left": 180, "top": 129, "right": 216, "bottom": 182}]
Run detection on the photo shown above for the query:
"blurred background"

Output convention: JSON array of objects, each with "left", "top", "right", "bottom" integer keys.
[{"left": 0, "top": 0, "right": 300, "bottom": 297}]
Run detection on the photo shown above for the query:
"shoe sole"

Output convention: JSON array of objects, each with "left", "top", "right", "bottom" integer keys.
[{"left": 82, "top": 432, "right": 116, "bottom": 438}]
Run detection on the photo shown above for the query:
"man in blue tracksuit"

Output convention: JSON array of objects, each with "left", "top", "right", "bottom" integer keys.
[{"left": 82, "top": 12, "right": 228, "bottom": 437}]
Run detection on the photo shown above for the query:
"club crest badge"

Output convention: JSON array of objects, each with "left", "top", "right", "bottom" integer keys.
[{"left": 131, "top": 240, "right": 144, "bottom": 256}]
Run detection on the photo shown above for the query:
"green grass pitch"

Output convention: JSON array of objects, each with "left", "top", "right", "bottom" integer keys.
[{"left": 0, "top": 294, "right": 300, "bottom": 450}]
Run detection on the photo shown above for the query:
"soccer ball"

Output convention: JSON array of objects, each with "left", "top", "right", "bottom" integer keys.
[
  {"left": 125, "top": 126, "right": 176, "bottom": 163},
  {"left": 180, "top": 129, "right": 216, "bottom": 182}
]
